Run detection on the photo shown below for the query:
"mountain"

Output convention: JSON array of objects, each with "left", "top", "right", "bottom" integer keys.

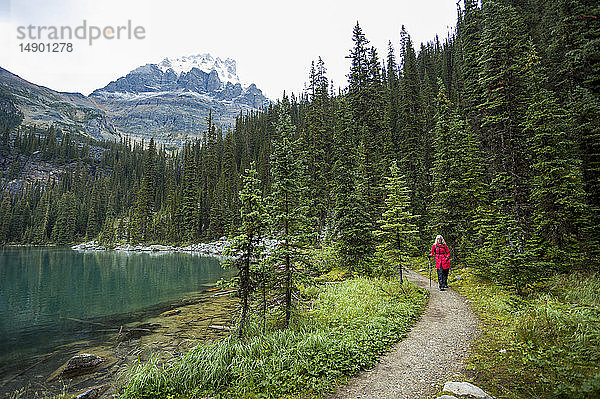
[
  {"left": 90, "top": 54, "right": 271, "bottom": 145},
  {"left": 0, "top": 67, "right": 119, "bottom": 140},
  {"left": 0, "top": 54, "right": 270, "bottom": 145}
]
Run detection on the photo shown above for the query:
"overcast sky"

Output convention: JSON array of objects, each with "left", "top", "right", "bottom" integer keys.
[{"left": 0, "top": 0, "right": 458, "bottom": 99}]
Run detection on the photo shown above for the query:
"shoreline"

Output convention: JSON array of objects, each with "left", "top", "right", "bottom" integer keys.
[
  {"left": 71, "top": 238, "right": 232, "bottom": 257},
  {"left": 71, "top": 237, "right": 279, "bottom": 258},
  {"left": 0, "top": 286, "right": 239, "bottom": 399}
]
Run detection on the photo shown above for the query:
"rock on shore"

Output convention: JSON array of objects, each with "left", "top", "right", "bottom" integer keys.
[{"left": 72, "top": 237, "right": 279, "bottom": 257}]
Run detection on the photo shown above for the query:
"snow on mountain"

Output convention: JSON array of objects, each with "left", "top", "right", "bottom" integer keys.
[{"left": 157, "top": 54, "right": 241, "bottom": 86}]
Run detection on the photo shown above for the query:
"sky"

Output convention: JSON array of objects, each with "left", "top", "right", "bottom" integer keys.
[{"left": 0, "top": 0, "right": 459, "bottom": 99}]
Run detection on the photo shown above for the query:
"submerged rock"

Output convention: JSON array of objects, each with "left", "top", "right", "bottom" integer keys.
[
  {"left": 76, "top": 385, "right": 107, "bottom": 399},
  {"left": 160, "top": 309, "right": 181, "bottom": 317},
  {"left": 62, "top": 353, "right": 104, "bottom": 377},
  {"left": 118, "top": 323, "right": 162, "bottom": 340}
]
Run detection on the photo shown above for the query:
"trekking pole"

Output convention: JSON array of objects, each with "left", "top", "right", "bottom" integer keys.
[{"left": 428, "top": 256, "right": 432, "bottom": 288}]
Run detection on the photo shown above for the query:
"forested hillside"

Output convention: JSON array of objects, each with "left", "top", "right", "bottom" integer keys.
[{"left": 1, "top": 0, "right": 598, "bottom": 293}]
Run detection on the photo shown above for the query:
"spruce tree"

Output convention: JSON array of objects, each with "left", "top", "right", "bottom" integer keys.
[
  {"left": 374, "top": 161, "right": 418, "bottom": 282},
  {"left": 269, "top": 97, "right": 312, "bottom": 327},
  {"left": 524, "top": 56, "right": 589, "bottom": 269},
  {"left": 181, "top": 144, "right": 199, "bottom": 242},
  {"left": 52, "top": 192, "right": 77, "bottom": 245},
  {"left": 225, "top": 163, "right": 268, "bottom": 337},
  {"left": 131, "top": 138, "right": 156, "bottom": 243},
  {"left": 571, "top": 87, "right": 600, "bottom": 260},
  {"left": 399, "top": 26, "right": 429, "bottom": 246},
  {"left": 430, "top": 82, "right": 485, "bottom": 259},
  {"left": 332, "top": 98, "right": 374, "bottom": 272},
  {"left": 304, "top": 57, "right": 332, "bottom": 232},
  {"left": 0, "top": 195, "right": 11, "bottom": 244},
  {"left": 476, "top": 0, "right": 536, "bottom": 293}
]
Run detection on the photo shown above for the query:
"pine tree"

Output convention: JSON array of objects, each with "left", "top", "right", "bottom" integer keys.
[
  {"left": 456, "top": 0, "right": 483, "bottom": 126},
  {"left": 269, "top": 97, "right": 312, "bottom": 327},
  {"left": 429, "top": 82, "right": 485, "bottom": 259},
  {"left": 385, "top": 41, "right": 402, "bottom": 157},
  {"left": 33, "top": 188, "right": 53, "bottom": 244},
  {"left": 476, "top": 0, "right": 536, "bottom": 294},
  {"left": 181, "top": 144, "right": 199, "bottom": 242},
  {"left": 332, "top": 98, "right": 374, "bottom": 272},
  {"left": 52, "top": 192, "right": 77, "bottom": 245},
  {"left": 399, "top": 26, "right": 429, "bottom": 246},
  {"left": 225, "top": 163, "right": 269, "bottom": 337},
  {"left": 571, "top": 87, "right": 600, "bottom": 259},
  {"left": 524, "top": 49, "right": 589, "bottom": 269},
  {"left": 131, "top": 138, "right": 156, "bottom": 243},
  {"left": 374, "top": 161, "right": 418, "bottom": 282},
  {"left": 347, "top": 23, "right": 391, "bottom": 215},
  {"left": 304, "top": 57, "right": 333, "bottom": 232},
  {"left": 0, "top": 194, "right": 11, "bottom": 244}
]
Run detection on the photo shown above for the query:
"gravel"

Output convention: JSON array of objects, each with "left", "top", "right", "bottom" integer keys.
[{"left": 330, "top": 268, "right": 480, "bottom": 399}]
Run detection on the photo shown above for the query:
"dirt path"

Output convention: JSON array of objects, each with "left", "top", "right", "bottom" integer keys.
[{"left": 330, "top": 268, "right": 480, "bottom": 399}]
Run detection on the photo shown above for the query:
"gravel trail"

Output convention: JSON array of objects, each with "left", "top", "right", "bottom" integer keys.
[{"left": 330, "top": 268, "right": 480, "bottom": 399}]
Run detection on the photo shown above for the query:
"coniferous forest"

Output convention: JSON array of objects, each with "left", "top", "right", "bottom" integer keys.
[
  {"left": 2, "top": 0, "right": 599, "bottom": 293},
  {"left": 1, "top": 0, "right": 600, "bottom": 397}
]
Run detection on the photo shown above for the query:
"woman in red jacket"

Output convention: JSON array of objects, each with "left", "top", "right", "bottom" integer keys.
[{"left": 430, "top": 235, "right": 451, "bottom": 291}]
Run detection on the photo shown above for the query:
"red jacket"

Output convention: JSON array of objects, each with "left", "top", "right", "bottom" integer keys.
[{"left": 430, "top": 243, "right": 450, "bottom": 269}]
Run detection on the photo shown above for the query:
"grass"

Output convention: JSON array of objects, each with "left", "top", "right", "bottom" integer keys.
[
  {"left": 416, "top": 257, "right": 600, "bottom": 399},
  {"left": 117, "top": 277, "right": 428, "bottom": 399}
]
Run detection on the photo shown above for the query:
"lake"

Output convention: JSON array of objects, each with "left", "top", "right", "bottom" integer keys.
[{"left": 0, "top": 248, "right": 232, "bottom": 391}]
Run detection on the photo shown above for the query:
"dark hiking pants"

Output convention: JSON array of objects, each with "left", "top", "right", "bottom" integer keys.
[{"left": 437, "top": 268, "right": 449, "bottom": 289}]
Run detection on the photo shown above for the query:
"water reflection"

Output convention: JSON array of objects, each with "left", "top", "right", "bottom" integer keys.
[{"left": 0, "top": 248, "right": 230, "bottom": 367}]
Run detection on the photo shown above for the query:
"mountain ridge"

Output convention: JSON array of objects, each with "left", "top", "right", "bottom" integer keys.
[{"left": 0, "top": 53, "right": 270, "bottom": 145}]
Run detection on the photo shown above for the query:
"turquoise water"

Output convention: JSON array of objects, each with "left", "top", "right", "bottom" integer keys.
[{"left": 0, "top": 248, "right": 231, "bottom": 370}]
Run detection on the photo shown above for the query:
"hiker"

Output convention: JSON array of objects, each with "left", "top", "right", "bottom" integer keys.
[{"left": 429, "top": 235, "right": 450, "bottom": 291}]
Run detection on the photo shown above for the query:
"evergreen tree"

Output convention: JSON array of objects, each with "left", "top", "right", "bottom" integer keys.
[
  {"left": 304, "top": 57, "right": 333, "bottom": 232},
  {"left": 430, "top": 82, "right": 485, "bottom": 259},
  {"left": 225, "top": 163, "right": 269, "bottom": 337},
  {"left": 571, "top": 86, "right": 600, "bottom": 259},
  {"left": 399, "top": 26, "right": 429, "bottom": 245},
  {"left": 332, "top": 98, "right": 374, "bottom": 271},
  {"left": 347, "top": 23, "right": 391, "bottom": 215},
  {"left": 476, "top": 0, "right": 536, "bottom": 293},
  {"left": 269, "top": 97, "right": 312, "bottom": 327},
  {"left": 131, "top": 138, "right": 156, "bottom": 242},
  {"left": 524, "top": 61, "right": 589, "bottom": 269},
  {"left": 181, "top": 144, "right": 199, "bottom": 242},
  {"left": 374, "top": 161, "right": 418, "bottom": 283},
  {"left": 52, "top": 192, "right": 77, "bottom": 245},
  {"left": 33, "top": 188, "right": 53, "bottom": 244},
  {"left": 0, "top": 195, "right": 11, "bottom": 243}
]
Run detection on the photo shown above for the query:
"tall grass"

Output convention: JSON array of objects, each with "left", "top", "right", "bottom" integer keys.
[
  {"left": 118, "top": 278, "right": 427, "bottom": 399},
  {"left": 446, "top": 265, "right": 600, "bottom": 399}
]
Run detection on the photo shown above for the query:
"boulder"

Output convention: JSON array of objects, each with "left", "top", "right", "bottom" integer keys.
[
  {"left": 443, "top": 381, "right": 494, "bottom": 399},
  {"left": 62, "top": 353, "right": 104, "bottom": 377},
  {"left": 438, "top": 396, "right": 458, "bottom": 399}
]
